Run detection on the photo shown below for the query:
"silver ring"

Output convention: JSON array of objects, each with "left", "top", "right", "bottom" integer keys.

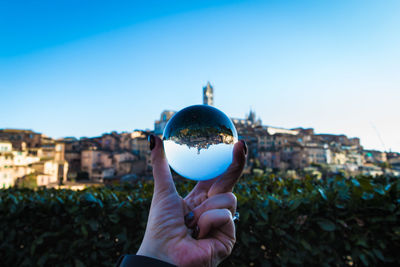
[{"left": 232, "top": 212, "right": 240, "bottom": 222}]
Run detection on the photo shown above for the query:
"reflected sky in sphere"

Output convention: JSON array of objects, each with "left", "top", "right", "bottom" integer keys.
[{"left": 163, "top": 105, "right": 238, "bottom": 181}]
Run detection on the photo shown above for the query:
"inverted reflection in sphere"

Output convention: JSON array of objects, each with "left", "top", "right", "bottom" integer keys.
[{"left": 163, "top": 105, "right": 238, "bottom": 181}]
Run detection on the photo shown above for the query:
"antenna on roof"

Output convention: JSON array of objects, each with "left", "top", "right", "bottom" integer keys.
[{"left": 370, "top": 122, "right": 387, "bottom": 152}]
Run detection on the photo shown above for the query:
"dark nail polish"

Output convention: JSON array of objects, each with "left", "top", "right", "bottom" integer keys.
[
  {"left": 192, "top": 225, "right": 199, "bottom": 239},
  {"left": 184, "top": 211, "right": 194, "bottom": 226},
  {"left": 148, "top": 135, "right": 155, "bottom": 150},
  {"left": 241, "top": 140, "right": 248, "bottom": 155}
]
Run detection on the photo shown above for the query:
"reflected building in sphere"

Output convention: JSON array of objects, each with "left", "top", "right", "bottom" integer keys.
[{"left": 163, "top": 105, "right": 237, "bottom": 180}]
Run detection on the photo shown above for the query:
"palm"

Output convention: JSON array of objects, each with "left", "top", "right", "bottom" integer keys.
[{"left": 149, "top": 185, "right": 235, "bottom": 267}]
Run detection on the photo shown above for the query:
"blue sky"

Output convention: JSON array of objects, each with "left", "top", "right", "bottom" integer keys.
[{"left": 1, "top": 0, "right": 399, "bottom": 152}]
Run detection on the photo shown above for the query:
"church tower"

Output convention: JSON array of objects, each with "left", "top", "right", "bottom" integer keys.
[{"left": 203, "top": 82, "right": 214, "bottom": 106}]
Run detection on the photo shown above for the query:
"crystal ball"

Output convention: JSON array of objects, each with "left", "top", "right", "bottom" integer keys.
[{"left": 163, "top": 105, "right": 238, "bottom": 181}]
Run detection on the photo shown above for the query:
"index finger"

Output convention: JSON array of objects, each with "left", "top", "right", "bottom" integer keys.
[
  {"left": 207, "top": 140, "right": 247, "bottom": 197},
  {"left": 150, "top": 135, "right": 177, "bottom": 196}
]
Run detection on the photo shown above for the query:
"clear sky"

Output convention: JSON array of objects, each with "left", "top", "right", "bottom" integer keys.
[{"left": 1, "top": 0, "right": 399, "bottom": 152}]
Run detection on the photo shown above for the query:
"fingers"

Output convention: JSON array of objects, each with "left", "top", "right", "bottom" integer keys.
[
  {"left": 196, "top": 209, "right": 235, "bottom": 240},
  {"left": 150, "top": 135, "right": 177, "bottom": 196},
  {"left": 185, "top": 178, "right": 216, "bottom": 207},
  {"left": 185, "top": 193, "right": 237, "bottom": 228},
  {"left": 207, "top": 140, "right": 247, "bottom": 197}
]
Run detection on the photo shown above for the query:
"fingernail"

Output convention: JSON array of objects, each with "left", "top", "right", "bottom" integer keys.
[
  {"left": 148, "top": 135, "right": 155, "bottom": 150},
  {"left": 192, "top": 225, "right": 199, "bottom": 239},
  {"left": 240, "top": 140, "right": 248, "bottom": 155},
  {"left": 184, "top": 211, "right": 194, "bottom": 226}
]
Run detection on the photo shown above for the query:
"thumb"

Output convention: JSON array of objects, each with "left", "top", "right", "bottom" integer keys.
[{"left": 149, "top": 135, "right": 177, "bottom": 196}]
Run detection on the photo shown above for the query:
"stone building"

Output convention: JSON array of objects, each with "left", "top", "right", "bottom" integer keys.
[
  {"left": 0, "top": 139, "right": 68, "bottom": 187},
  {"left": 31, "top": 160, "right": 68, "bottom": 187},
  {"left": 203, "top": 81, "right": 214, "bottom": 106},
  {"left": 0, "top": 129, "right": 42, "bottom": 150},
  {"left": 101, "top": 132, "right": 121, "bottom": 151},
  {"left": 154, "top": 110, "right": 176, "bottom": 135},
  {"left": 363, "top": 150, "right": 387, "bottom": 164},
  {"left": 81, "top": 149, "right": 108, "bottom": 181}
]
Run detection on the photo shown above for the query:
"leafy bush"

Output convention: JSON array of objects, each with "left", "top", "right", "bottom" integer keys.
[
  {"left": 226, "top": 174, "right": 400, "bottom": 266},
  {"left": 0, "top": 175, "right": 399, "bottom": 266}
]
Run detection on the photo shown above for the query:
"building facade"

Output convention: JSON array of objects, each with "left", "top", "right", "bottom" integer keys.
[{"left": 154, "top": 110, "right": 176, "bottom": 135}]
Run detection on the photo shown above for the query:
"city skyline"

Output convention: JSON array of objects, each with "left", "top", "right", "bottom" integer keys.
[{"left": 1, "top": 0, "right": 399, "bottom": 152}]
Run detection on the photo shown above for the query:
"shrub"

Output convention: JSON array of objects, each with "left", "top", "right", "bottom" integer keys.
[
  {"left": 0, "top": 175, "right": 399, "bottom": 266},
  {"left": 225, "top": 174, "right": 400, "bottom": 266}
]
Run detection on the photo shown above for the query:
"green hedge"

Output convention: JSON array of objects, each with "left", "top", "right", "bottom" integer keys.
[
  {"left": 225, "top": 174, "right": 400, "bottom": 266},
  {"left": 1, "top": 174, "right": 399, "bottom": 266}
]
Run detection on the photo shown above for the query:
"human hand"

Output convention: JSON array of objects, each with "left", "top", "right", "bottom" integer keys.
[{"left": 137, "top": 135, "right": 247, "bottom": 267}]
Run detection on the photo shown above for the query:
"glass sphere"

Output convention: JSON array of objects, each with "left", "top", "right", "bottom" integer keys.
[{"left": 163, "top": 105, "right": 238, "bottom": 181}]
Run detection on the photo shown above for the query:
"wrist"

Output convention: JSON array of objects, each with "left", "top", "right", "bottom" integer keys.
[{"left": 137, "top": 241, "right": 175, "bottom": 266}]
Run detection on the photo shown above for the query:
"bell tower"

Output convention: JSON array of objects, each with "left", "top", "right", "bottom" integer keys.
[{"left": 203, "top": 82, "right": 214, "bottom": 106}]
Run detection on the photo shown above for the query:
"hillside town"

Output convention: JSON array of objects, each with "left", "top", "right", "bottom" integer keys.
[{"left": 1, "top": 83, "right": 399, "bottom": 188}]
